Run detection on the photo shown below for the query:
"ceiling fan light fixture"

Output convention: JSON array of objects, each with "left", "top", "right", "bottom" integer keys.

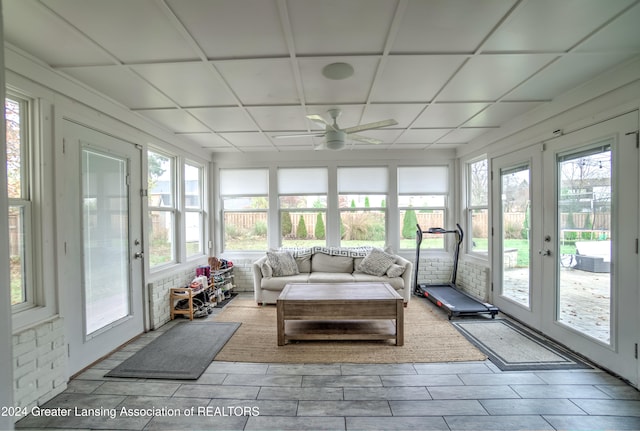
[
  {"left": 322, "top": 62, "right": 354, "bottom": 80},
  {"left": 325, "top": 129, "right": 346, "bottom": 150}
]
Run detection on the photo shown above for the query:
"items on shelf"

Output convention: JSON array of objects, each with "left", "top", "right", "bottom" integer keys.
[{"left": 170, "top": 257, "right": 236, "bottom": 320}]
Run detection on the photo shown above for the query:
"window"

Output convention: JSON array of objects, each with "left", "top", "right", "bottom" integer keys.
[
  {"left": 184, "top": 162, "right": 204, "bottom": 258},
  {"left": 221, "top": 168, "right": 268, "bottom": 251},
  {"left": 6, "top": 95, "right": 34, "bottom": 309},
  {"left": 338, "top": 167, "right": 387, "bottom": 247},
  {"left": 278, "top": 168, "right": 327, "bottom": 248},
  {"left": 398, "top": 166, "right": 448, "bottom": 249},
  {"left": 148, "top": 150, "right": 176, "bottom": 268},
  {"left": 467, "top": 158, "right": 489, "bottom": 255}
]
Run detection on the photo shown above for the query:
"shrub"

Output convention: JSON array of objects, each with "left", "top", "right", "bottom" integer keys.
[
  {"left": 253, "top": 220, "right": 267, "bottom": 236},
  {"left": 314, "top": 213, "right": 325, "bottom": 239},
  {"left": 402, "top": 208, "right": 417, "bottom": 239},
  {"left": 281, "top": 211, "right": 292, "bottom": 236},
  {"left": 296, "top": 216, "right": 308, "bottom": 238}
]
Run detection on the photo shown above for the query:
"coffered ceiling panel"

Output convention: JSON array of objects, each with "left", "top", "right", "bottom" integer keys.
[
  {"left": 413, "top": 103, "right": 489, "bottom": 128},
  {"left": 247, "top": 106, "right": 309, "bottom": 132},
  {"left": 392, "top": 0, "right": 517, "bottom": 53},
  {"left": 131, "top": 62, "right": 238, "bottom": 107},
  {"left": 437, "top": 54, "right": 557, "bottom": 101},
  {"left": 136, "top": 109, "right": 210, "bottom": 134},
  {"left": 298, "top": 57, "right": 380, "bottom": 104},
  {"left": 464, "top": 101, "right": 543, "bottom": 127},
  {"left": 59, "top": 65, "right": 175, "bottom": 109},
  {"left": 371, "top": 55, "right": 467, "bottom": 102},
  {"left": 4, "top": 0, "right": 639, "bottom": 154},
  {"left": 189, "top": 107, "right": 258, "bottom": 132},
  {"left": 3, "top": 0, "right": 114, "bottom": 66},
  {"left": 215, "top": 58, "right": 299, "bottom": 105},
  {"left": 166, "top": 0, "right": 289, "bottom": 59},
  {"left": 286, "top": 0, "right": 397, "bottom": 55},
  {"left": 504, "top": 52, "right": 637, "bottom": 101},
  {"left": 42, "top": 0, "right": 197, "bottom": 63},
  {"left": 575, "top": 2, "right": 640, "bottom": 52},
  {"left": 482, "top": 0, "right": 635, "bottom": 52}
]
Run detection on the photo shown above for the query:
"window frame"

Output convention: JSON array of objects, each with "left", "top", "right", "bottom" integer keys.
[
  {"left": 220, "top": 168, "right": 269, "bottom": 252},
  {"left": 6, "top": 93, "right": 36, "bottom": 312},
  {"left": 184, "top": 160, "right": 206, "bottom": 259},
  {"left": 465, "top": 157, "right": 489, "bottom": 259},
  {"left": 278, "top": 167, "right": 328, "bottom": 248},
  {"left": 397, "top": 165, "right": 450, "bottom": 251},
  {"left": 147, "top": 148, "right": 178, "bottom": 270}
]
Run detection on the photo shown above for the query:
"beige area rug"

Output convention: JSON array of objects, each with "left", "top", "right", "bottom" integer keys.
[{"left": 212, "top": 297, "right": 486, "bottom": 364}]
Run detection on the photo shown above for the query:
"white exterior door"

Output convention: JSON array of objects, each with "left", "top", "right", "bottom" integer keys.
[
  {"left": 541, "top": 112, "right": 639, "bottom": 386},
  {"left": 492, "top": 112, "right": 639, "bottom": 387},
  {"left": 61, "top": 120, "right": 145, "bottom": 377}
]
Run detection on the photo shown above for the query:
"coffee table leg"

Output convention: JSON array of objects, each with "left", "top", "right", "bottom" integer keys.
[
  {"left": 396, "top": 300, "right": 404, "bottom": 346},
  {"left": 277, "top": 300, "right": 285, "bottom": 346}
]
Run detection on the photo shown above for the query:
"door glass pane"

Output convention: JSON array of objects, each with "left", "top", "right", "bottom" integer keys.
[
  {"left": 557, "top": 145, "right": 611, "bottom": 344},
  {"left": 501, "top": 165, "right": 531, "bottom": 307},
  {"left": 82, "top": 149, "right": 130, "bottom": 335}
]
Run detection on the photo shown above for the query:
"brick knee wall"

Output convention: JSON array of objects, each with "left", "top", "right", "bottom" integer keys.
[{"left": 12, "top": 317, "right": 67, "bottom": 415}]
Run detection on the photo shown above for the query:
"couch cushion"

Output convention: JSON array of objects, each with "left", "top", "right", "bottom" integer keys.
[
  {"left": 311, "top": 253, "right": 353, "bottom": 273},
  {"left": 261, "top": 274, "right": 309, "bottom": 291},
  {"left": 358, "top": 248, "right": 395, "bottom": 276},
  {"left": 308, "top": 272, "right": 355, "bottom": 283},
  {"left": 295, "top": 254, "right": 311, "bottom": 273},
  {"left": 267, "top": 251, "right": 299, "bottom": 276},
  {"left": 351, "top": 273, "right": 404, "bottom": 290}
]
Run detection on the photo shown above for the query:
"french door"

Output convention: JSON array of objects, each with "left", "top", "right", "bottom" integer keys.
[
  {"left": 61, "top": 121, "right": 145, "bottom": 377},
  {"left": 492, "top": 112, "right": 639, "bottom": 386}
]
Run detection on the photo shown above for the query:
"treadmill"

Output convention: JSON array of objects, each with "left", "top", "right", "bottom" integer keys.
[{"left": 413, "top": 223, "right": 499, "bottom": 320}]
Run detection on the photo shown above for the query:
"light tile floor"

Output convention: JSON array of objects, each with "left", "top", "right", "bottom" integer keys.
[{"left": 15, "top": 296, "right": 640, "bottom": 431}]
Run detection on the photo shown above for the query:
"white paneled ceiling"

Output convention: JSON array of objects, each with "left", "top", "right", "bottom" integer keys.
[{"left": 4, "top": 0, "right": 640, "bottom": 153}]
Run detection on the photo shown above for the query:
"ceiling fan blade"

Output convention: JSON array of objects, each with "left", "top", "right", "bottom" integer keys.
[
  {"left": 348, "top": 134, "right": 383, "bottom": 145},
  {"left": 272, "top": 132, "right": 325, "bottom": 139},
  {"left": 306, "top": 114, "right": 336, "bottom": 131},
  {"left": 343, "top": 119, "right": 397, "bottom": 134}
]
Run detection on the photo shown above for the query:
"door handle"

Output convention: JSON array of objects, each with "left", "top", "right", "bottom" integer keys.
[
  {"left": 134, "top": 251, "right": 144, "bottom": 259},
  {"left": 538, "top": 249, "right": 551, "bottom": 256}
]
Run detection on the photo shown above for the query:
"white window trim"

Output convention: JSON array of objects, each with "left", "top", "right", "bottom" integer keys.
[{"left": 7, "top": 82, "right": 58, "bottom": 331}]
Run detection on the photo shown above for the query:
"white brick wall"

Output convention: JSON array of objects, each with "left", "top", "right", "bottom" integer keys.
[
  {"left": 414, "top": 253, "right": 491, "bottom": 302},
  {"left": 225, "top": 258, "right": 254, "bottom": 292},
  {"left": 457, "top": 259, "right": 491, "bottom": 301},
  {"left": 415, "top": 254, "right": 454, "bottom": 285},
  {"left": 12, "top": 317, "right": 67, "bottom": 414},
  {"left": 149, "top": 265, "right": 202, "bottom": 329}
]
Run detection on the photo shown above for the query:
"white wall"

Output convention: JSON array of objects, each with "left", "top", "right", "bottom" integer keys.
[{"left": 0, "top": 3, "right": 17, "bottom": 429}]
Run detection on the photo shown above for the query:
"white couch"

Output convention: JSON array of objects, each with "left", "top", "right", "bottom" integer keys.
[{"left": 252, "top": 247, "right": 413, "bottom": 305}]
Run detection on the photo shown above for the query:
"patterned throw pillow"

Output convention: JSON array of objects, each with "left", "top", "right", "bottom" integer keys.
[
  {"left": 358, "top": 248, "right": 396, "bottom": 276},
  {"left": 266, "top": 251, "right": 299, "bottom": 277}
]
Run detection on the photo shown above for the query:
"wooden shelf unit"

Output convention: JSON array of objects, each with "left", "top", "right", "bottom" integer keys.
[{"left": 169, "top": 266, "right": 235, "bottom": 320}]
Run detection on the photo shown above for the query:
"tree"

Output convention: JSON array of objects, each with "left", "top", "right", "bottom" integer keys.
[
  {"left": 364, "top": 196, "right": 370, "bottom": 208},
  {"left": 402, "top": 208, "right": 418, "bottom": 239},
  {"left": 296, "top": 216, "right": 308, "bottom": 239},
  {"left": 314, "top": 213, "right": 325, "bottom": 240},
  {"left": 281, "top": 211, "right": 292, "bottom": 236}
]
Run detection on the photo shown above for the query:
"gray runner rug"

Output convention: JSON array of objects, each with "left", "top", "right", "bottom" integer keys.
[
  {"left": 106, "top": 321, "right": 240, "bottom": 380},
  {"left": 452, "top": 319, "right": 592, "bottom": 371}
]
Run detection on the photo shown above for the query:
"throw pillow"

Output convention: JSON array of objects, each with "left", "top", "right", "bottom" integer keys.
[
  {"left": 266, "top": 251, "right": 299, "bottom": 277},
  {"left": 358, "top": 248, "right": 396, "bottom": 276},
  {"left": 386, "top": 263, "right": 406, "bottom": 278},
  {"left": 260, "top": 262, "right": 273, "bottom": 278}
]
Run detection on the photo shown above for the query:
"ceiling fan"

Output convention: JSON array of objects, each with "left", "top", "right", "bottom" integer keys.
[{"left": 273, "top": 108, "right": 398, "bottom": 150}]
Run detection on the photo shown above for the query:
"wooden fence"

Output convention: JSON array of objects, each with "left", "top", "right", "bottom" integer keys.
[{"left": 224, "top": 211, "right": 611, "bottom": 240}]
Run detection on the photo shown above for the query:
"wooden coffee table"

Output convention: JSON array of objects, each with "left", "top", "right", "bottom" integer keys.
[{"left": 276, "top": 282, "right": 404, "bottom": 346}]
